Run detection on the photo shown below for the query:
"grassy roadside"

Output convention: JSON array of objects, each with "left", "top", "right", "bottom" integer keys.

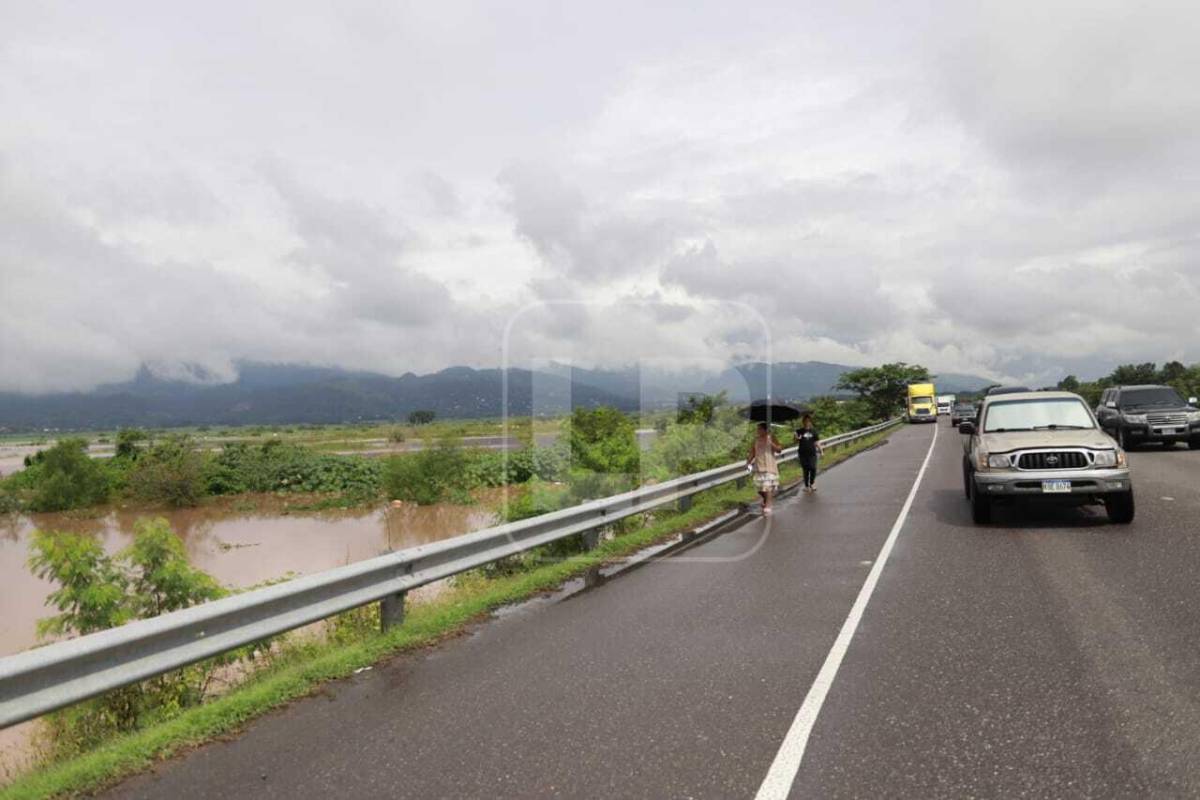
[{"left": 1, "top": 423, "right": 900, "bottom": 800}]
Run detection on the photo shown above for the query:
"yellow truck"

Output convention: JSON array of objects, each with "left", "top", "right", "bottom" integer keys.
[{"left": 907, "top": 382, "right": 937, "bottom": 423}]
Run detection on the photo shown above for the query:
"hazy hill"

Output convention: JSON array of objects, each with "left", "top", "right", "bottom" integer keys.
[{"left": 0, "top": 361, "right": 993, "bottom": 430}]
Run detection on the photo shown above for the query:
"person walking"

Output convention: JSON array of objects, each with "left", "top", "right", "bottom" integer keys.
[
  {"left": 795, "top": 413, "right": 823, "bottom": 492},
  {"left": 746, "top": 422, "right": 783, "bottom": 514}
]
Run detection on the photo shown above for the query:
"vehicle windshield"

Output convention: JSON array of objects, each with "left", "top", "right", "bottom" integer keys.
[
  {"left": 983, "top": 398, "right": 1095, "bottom": 432},
  {"left": 912, "top": 396, "right": 933, "bottom": 404},
  {"left": 1121, "top": 388, "right": 1185, "bottom": 408}
]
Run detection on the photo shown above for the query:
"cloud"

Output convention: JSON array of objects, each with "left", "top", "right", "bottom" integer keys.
[{"left": 3, "top": 1, "right": 1200, "bottom": 395}]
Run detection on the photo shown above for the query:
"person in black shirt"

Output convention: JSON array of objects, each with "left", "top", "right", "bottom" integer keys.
[{"left": 795, "top": 413, "right": 823, "bottom": 492}]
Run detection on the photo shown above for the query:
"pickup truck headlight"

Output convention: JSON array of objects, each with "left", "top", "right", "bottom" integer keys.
[
  {"left": 986, "top": 454, "right": 1011, "bottom": 469},
  {"left": 1093, "top": 450, "right": 1119, "bottom": 468},
  {"left": 1123, "top": 413, "right": 1147, "bottom": 424},
  {"left": 1188, "top": 411, "right": 1200, "bottom": 423}
]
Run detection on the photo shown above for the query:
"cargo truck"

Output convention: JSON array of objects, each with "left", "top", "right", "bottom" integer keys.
[
  {"left": 907, "top": 383, "right": 937, "bottom": 423},
  {"left": 936, "top": 394, "right": 956, "bottom": 415}
]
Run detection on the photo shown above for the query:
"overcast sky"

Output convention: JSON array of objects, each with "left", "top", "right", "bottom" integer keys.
[{"left": 2, "top": 0, "right": 1198, "bottom": 393}]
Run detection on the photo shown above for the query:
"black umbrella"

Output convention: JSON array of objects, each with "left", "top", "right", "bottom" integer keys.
[{"left": 740, "top": 400, "right": 807, "bottom": 424}]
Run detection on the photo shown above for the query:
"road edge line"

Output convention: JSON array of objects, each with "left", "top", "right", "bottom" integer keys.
[{"left": 754, "top": 422, "right": 940, "bottom": 800}]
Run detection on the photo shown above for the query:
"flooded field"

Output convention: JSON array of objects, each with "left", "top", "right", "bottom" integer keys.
[
  {"left": 0, "top": 494, "right": 505, "bottom": 658},
  {"left": 0, "top": 492, "right": 507, "bottom": 779}
]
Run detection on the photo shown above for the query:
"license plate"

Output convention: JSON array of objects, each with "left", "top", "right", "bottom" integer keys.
[{"left": 1042, "top": 480, "right": 1071, "bottom": 494}]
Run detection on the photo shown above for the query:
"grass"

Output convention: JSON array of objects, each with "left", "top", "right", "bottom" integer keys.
[{"left": 0, "top": 423, "right": 898, "bottom": 800}]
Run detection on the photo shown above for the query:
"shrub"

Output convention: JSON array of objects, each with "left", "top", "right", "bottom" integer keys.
[
  {"left": 127, "top": 435, "right": 207, "bottom": 507},
  {"left": 25, "top": 438, "right": 111, "bottom": 512},
  {"left": 205, "top": 442, "right": 381, "bottom": 498},
  {"left": 28, "top": 519, "right": 235, "bottom": 759},
  {"left": 382, "top": 442, "right": 466, "bottom": 505}
]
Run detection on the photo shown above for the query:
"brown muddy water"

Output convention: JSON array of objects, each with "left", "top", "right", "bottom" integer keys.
[
  {"left": 0, "top": 493, "right": 504, "bottom": 779},
  {"left": 0, "top": 493, "right": 504, "bottom": 658}
]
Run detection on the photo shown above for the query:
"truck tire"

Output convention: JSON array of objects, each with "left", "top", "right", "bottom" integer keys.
[
  {"left": 970, "top": 480, "right": 992, "bottom": 524},
  {"left": 1107, "top": 491, "right": 1135, "bottom": 524},
  {"left": 1191, "top": 437, "right": 1200, "bottom": 451},
  {"left": 962, "top": 460, "right": 972, "bottom": 499},
  {"left": 1116, "top": 428, "right": 1128, "bottom": 450}
]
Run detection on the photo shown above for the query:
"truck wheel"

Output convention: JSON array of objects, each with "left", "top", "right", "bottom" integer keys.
[
  {"left": 962, "top": 460, "right": 972, "bottom": 499},
  {"left": 1191, "top": 437, "right": 1200, "bottom": 451},
  {"left": 1107, "top": 491, "right": 1135, "bottom": 524},
  {"left": 970, "top": 481, "right": 992, "bottom": 524},
  {"left": 1116, "top": 428, "right": 1127, "bottom": 449}
]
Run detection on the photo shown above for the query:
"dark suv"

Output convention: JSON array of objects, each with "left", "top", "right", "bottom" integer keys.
[{"left": 1096, "top": 385, "right": 1200, "bottom": 450}]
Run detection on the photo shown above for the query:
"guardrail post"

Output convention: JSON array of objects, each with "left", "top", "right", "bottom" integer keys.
[
  {"left": 380, "top": 591, "right": 407, "bottom": 632},
  {"left": 678, "top": 493, "right": 693, "bottom": 513},
  {"left": 581, "top": 528, "right": 602, "bottom": 551},
  {"left": 735, "top": 476, "right": 747, "bottom": 490}
]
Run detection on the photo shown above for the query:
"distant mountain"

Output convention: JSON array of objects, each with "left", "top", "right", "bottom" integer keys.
[{"left": 0, "top": 361, "right": 994, "bottom": 430}]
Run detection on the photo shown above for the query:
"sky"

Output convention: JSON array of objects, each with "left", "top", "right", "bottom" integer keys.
[{"left": 1, "top": 0, "right": 1198, "bottom": 393}]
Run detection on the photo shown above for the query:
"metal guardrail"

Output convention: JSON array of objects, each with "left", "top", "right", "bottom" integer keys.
[{"left": 0, "top": 417, "right": 901, "bottom": 728}]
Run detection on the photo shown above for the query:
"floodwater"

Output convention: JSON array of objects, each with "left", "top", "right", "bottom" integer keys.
[
  {"left": 0, "top": 494, "right": 504, "bottom": 779},
  {"left": 0, "top": 494, "right": 503, "bottom": 658}
]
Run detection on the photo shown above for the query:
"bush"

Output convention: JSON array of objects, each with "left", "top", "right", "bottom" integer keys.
[
  {"left": 28, "top": 519, "right": 236, "bottom": 759},
  {"left": 25, "top": 438, "right": 111, "bottom": 512},
  {"left": 382, "top": 442, "right": 466, "bottom": 505},
  {"left": 115, "top": 428, "right": 147, "bottom": 460},
  {"left": 127, "top": 435, "right": 207, "bottom": 507},
  {"left": 205, "top": 442, "right": 381, "bottom": 498},
  {"left": 567, "top": 407, "right": 640, "bottom": 475}
]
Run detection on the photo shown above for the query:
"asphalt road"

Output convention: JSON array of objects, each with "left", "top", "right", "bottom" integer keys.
[{"left": 107, "top": 422, "right": 1200, "bottom": 799}]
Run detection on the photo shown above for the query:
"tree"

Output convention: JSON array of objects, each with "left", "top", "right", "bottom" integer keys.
[
  {"left": 1160, "top": 361, "right": 1187, "bottom": 385},
  {"left": 115, "top": 428, "right": 148, "bottom": 460},
  {"left": 1110, "top": 363, "right": 1157, "bottom": 385},
  {"left": 1057, "top": 375, "right": 1081, "bottom": 393},
  {"left": 408, "top": 410, "right": 436, "bottom": 425},
  {"left": 567, "top": 406, "right": 640, "bottom": 475},
  {"left": 835, "top": 363, "right": 932, "bottom": 420},
  {"left": 677, "top": 392, "right": 727, "bottom": 425}
]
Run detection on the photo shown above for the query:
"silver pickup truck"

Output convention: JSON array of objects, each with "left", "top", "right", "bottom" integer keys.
[{"left": 959, "top": 391, "right": 1134, "bottom": 525}]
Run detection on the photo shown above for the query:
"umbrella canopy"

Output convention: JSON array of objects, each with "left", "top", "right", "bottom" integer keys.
[{"left": 740, "top": 400, "right": 808, "bottom": 424}]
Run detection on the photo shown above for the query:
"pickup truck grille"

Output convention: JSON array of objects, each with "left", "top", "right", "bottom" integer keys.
[
  {"left": 1016, "top": 451, "right": 1090, "bottom": 470},
  {"left": 1147, "top": 412, "right": 1188, "bottom": 427}
]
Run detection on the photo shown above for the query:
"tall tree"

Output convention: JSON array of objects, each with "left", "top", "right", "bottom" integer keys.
[{"left": 835, "top": 362, "right": 932, "bottom": 420}]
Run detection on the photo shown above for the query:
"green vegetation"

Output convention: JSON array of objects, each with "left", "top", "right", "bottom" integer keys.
[
  {"left": 10, "top": 439, "right": 113, "bottom": 512},
  {"left": 1057, "top": 361, "right": 1200, "bottom": 406},
  {"left": 407, "top": 409, "right": 436, "bottom": 425},
  {"left": 0, "top": 395, "right": 894, "bottom": 518},
  {"left": 836, "top": 362, "right": 932, "bottom": 419},
  {"left": 127, "top": 436, "right": 206, "bottom": 508},
  {"left": 3, "top": 424, "right": 898, "bottom": 800},
  {"left": 26, "top": 520, "right": 261, "bottom": 763}
]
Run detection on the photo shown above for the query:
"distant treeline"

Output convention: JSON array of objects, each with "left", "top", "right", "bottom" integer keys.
[{"left": 1055, "top": 361, "right": 1200, "bottom": 406}]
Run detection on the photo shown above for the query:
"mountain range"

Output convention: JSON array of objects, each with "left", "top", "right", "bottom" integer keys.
[{"left": 0, "top": 362, "right": 994, "bottom": 430}]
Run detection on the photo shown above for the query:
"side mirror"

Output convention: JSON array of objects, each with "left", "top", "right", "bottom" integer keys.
[
  {"left": 1190, "top": 397, "right": 1198, "bottom": 406},
  {"left": 958, "top": 422, "right": 975, "bottom": 435},
  {"left": 1105, "top": 401, "right": 1117, "bottom": 409}
]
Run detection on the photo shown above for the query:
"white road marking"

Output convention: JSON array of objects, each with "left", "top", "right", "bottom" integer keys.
[{"left": 755, "top": 422, "right": 940, "bottom": 800}]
